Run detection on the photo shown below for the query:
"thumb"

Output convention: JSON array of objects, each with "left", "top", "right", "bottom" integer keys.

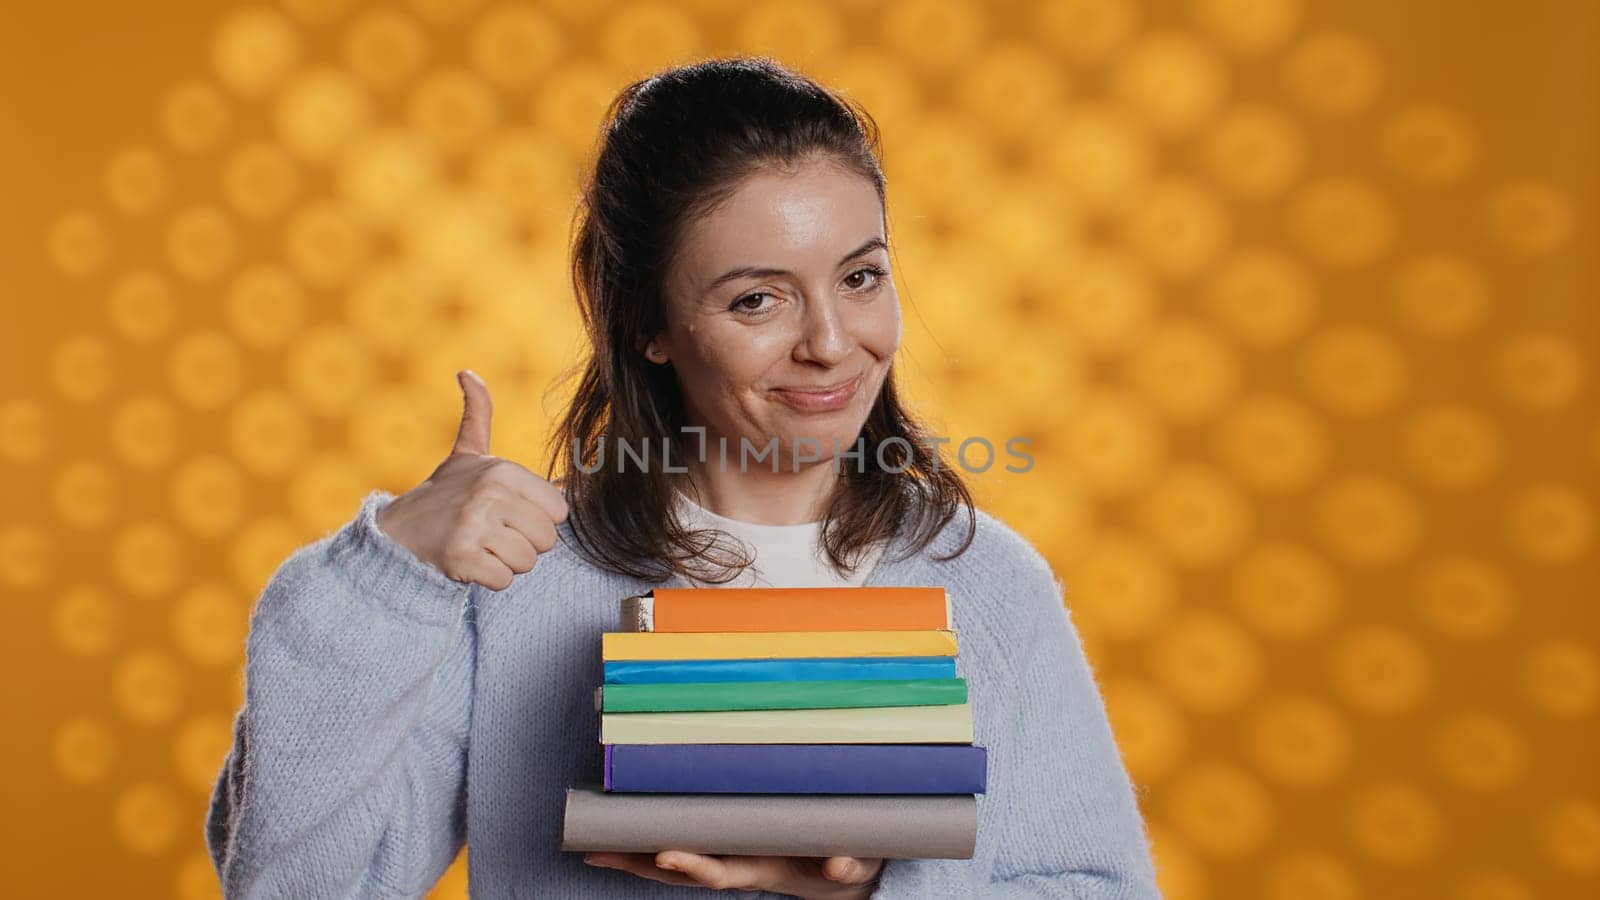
[
  {"left": 451, "top": 369, "right": 493, "bottom": 456},
  {"left": 822, "top": 857, "right": 873, "bottom": 884}
]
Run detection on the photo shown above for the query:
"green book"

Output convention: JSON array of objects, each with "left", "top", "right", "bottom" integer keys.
[{"left": 595, "top": 677, "right": 968, "bottom": 713}]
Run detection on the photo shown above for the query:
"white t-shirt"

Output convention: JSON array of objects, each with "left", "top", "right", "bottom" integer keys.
[{"left": 673, "top": 490, "right": 888, "bottom": 588}]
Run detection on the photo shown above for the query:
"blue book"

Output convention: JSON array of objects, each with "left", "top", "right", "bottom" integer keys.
[
  {"left": 603, "top": 655, "right": 957, "bottom": 684},
  {"left": 603, "top": 743, "right": 987, "bottom": 794}
]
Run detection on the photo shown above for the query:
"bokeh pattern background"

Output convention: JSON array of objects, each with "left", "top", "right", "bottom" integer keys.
[{"left": 1, "top": 0, "right": 1595, "bottom": 897}]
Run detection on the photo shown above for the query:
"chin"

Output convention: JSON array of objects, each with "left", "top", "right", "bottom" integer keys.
[{"left": 780, "top": 417, "right": 870, "bottom": 456}]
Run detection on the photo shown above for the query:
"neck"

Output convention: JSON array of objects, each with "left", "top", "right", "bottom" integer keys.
[{"left": 674, "top": 454, "right": 843, "bottom": 526}]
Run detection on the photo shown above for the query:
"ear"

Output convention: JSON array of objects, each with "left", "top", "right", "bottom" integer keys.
[{"left": 643, "top": 335, "right": 670, "bottom": 365}]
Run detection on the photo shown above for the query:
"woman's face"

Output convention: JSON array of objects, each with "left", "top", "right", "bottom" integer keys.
[{"left": 650, "top": 156, "right": 901, "bottom": 470}]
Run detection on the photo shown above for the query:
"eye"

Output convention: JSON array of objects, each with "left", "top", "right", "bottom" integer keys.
[
  {"left": 844, "top": 265, "right": 888, "bottom": 292},
  {"left": 730, "top": 291, "right": 774, "bottom": 315}
]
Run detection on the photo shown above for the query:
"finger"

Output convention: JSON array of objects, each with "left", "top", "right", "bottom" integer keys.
[
  {"left": 483, "top": 460, "right": 570, "bottom": 526},
  {"left": 481, "top": 519, "right": 538, "bottom": 574},
  {"left": 461, "top": 549, "right": 515, "bottom": 592},
  {"left": 656, "top": 851, "right": 765, "bottom": 892},
  {"left": 498, "top": 497, "right": 560, "bottom": 554},
  {"left": 585, "top": 852, "right": 704, "bottom": 887},
  {"left": 451, "top": 369, "right": 493, "bottom": 457},
  {"left": 823, "top": 856, "right": 881, "bottom": 884},
  {"left": 584, "top": 851, "right": 655, "bottom": 871},
  {"left": 584, "top": 852, "right": 645, "bottom": 867}
]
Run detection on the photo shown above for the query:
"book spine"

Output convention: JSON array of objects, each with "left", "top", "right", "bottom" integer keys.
[
  {"left": 605, "top": 743, "right": 987, "bottom": 794},
  {"left": 601, "top": 629, "right": 959, "bottom": 661},
  {"left": 600, "top": 678, "right": 968, "bottom": 713},
  {"left": 561, "top": 786, "right": 978, "bottom": 859},
  {"left": 603, "top": 656, "right": 959, "bottom": 685},
  {"left": 600, "top": 702, "right": 974, "bottom": 744},
  {"left": 649, "top": 586, "right": 949, "bottom": 633}
]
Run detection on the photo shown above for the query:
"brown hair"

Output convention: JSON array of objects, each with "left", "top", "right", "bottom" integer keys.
[{"left": 545, "top": 56, "right": 975, "bottom": 583}]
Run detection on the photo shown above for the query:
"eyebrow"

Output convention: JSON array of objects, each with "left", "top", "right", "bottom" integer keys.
[{"left": 704, "top": 237, "right": 889, "bottom": 292}]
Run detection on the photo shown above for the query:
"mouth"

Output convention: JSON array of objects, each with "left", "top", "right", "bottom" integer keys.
[{"left": 769, "top": 372, "right": 864, "bottom": 412}]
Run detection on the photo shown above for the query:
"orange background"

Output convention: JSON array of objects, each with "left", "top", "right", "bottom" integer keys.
[{"left": 2, "top": 1, "right": 1595, "bottom": 898}]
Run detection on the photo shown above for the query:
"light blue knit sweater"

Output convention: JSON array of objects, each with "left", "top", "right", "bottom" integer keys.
[{"left": 206, "top": 488, "right": 1161, "bottom": 898}]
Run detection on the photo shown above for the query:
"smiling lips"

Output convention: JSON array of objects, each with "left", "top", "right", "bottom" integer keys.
[{"left": 770, "top": 373, "right": 863, "bottom": 412}]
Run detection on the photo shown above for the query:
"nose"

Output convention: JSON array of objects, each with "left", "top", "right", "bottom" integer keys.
[{"left": 794, "top": 291, "right": 852, "bottom": 366}]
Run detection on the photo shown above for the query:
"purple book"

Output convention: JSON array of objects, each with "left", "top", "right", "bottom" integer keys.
[{"left": 604, "top": 743, "right": 987, "bottom": 794}]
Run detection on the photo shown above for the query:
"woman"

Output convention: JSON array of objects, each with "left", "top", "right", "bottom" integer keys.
[{"left": 206, "top": 57, "right": 1159, "bottom": 898}]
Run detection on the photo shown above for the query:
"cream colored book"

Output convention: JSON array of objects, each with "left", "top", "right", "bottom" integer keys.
[{"left": 600, "top": 702, "right": 973, "bottom": 744}]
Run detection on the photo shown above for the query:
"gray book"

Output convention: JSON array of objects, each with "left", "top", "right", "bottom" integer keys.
[
  {"left": 559, "top": 783, "right": 977, "bottom": 859},
  {"left": 619, "top": 593, "right": 655, "bottom": 632}
]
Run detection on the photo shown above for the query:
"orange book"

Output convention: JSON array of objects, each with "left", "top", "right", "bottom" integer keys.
[{"left": 618, "top": 586, "right": 950, "bottom": 633}]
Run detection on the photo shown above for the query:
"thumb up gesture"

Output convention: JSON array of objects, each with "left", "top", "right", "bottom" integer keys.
[{"left": 375, "top": 370, "right": 570, "bottom": 591}]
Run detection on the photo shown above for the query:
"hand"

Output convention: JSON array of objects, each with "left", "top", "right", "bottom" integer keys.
[
  {"left": 374, "top": 369, "right": 569, "bottom": 591},
  {"left": 584, "top": 851, "right": 882, "bottom": 899}
]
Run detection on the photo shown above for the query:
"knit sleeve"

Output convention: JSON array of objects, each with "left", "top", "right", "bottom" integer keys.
[
  {"left": 868, "top": 565, "right": 1161, "bottom": 898},
  {"left": 205, "top": 489, "right": 478, "bottom": 898}
]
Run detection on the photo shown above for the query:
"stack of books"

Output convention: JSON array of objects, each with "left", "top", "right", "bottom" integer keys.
[{"left": 560, "top": 585, "right": 986, "bottom": 860}]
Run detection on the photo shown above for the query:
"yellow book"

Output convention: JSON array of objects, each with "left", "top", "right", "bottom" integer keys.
[
  {"left": 601, "top": 702, "right": 974, "bottom": 744},
  {"left": 601, "top": 629, "right": 959, "bottom": 661}
]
